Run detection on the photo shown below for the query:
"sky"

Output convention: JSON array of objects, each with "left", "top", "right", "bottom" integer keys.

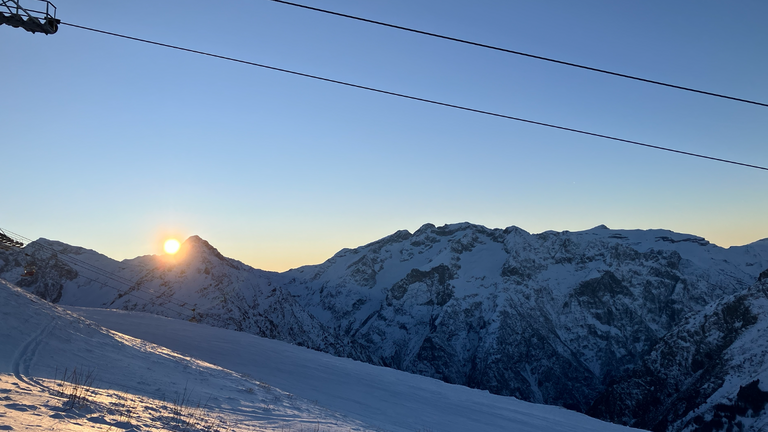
[{"left": 2, "top": 0, "right": 767, "bottom": 271}]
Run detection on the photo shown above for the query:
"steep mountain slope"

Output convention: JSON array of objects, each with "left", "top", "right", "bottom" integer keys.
[
  {"left": 589, "top": 275, "right": 768, "bottom": 432},
  {"left": 276, "top": 223, "right": 768, "bottom": 411},
  {"left": 2, "top": 222, "right": 767, "bottom": 430}
]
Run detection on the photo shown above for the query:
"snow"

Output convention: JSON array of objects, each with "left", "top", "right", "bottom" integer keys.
[
  {"left": 0, "top": 279, "right": 370, "bottom": 431},
  {"left": 675, "top": 292, "right": 768, "bottom": 431},
  {"left": 66, "top": 305, "right": 646, "bottom": 432},
  {"left": 0, "top": 278, "right": 644, "bottom": 432}
]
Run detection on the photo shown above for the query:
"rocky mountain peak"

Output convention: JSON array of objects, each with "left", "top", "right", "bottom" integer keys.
[{"left": 179, "top": 236, "right": 227, "bottom": 261}]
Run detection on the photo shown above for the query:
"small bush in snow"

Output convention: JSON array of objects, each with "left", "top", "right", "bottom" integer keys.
[{"left": 54, "top": 366, "right": 97, "bottom": 410}]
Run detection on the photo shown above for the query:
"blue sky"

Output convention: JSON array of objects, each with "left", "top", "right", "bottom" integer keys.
[{"left": 2, "top": 0, "right": 767, "bottom": 271}]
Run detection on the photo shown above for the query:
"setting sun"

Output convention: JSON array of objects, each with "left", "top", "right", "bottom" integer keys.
[{"left": 164, "top": 239, "right": 180, "bottom": 254}]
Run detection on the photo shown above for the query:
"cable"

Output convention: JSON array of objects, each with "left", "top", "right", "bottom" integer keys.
[
  {"left": 267, "top": 0, "right": 768, "bottom": 109},
  {"left": 1, "top": 228, "right": 195, "bottom": 317},
  {"left": 59, "top": 22, "right": 768, "bottom": 172},
  {"left": 67, "top": 270, "right": 192, "bottom": 318}
]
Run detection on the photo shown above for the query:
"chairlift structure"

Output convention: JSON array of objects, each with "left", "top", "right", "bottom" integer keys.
[
  {"left": 0, "top": 229, "right": 24, "bottom": 250},
  {"left": 0, "top": 0, "right": 59, "bottom": 34},
  {"left": 0, "top": 228, "right": 36, "bottom": 277}
]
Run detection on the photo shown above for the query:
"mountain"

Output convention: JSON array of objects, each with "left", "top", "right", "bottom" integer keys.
[
  {"left": 0, "top": 235, "right": 344, "bottom": 354},
  {"left": 588, "top": 274, "right": 768, "bottom": 431},
  {"left": 1, "top": 278, "right": 643, "bottom": 432},
  {"left": 275, "top": 223, "right": 767, "bottom": 411},
  {"left": 2, "top": 222, "right": 767, "bottom": 431}
]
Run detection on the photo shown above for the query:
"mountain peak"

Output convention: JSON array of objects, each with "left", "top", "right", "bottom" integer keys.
[
  {"left": 178, "top": 235, "right": 228, "bottom": 262},
  {"left": 182, "top": 235, "right": 209, "bottom": 247}
]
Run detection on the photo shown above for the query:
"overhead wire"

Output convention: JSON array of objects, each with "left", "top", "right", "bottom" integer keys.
[
  {"left": 1, "top": 228, "right": 196, "bottom": 318},
  {"left": 60, "top": 22, "right": 768, "bottom": 172},
  {"left": 267, "top": 0, "right": 768, "bottom": 109}
]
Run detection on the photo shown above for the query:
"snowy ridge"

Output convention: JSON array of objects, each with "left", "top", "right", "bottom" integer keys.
[
  {"left": 2, "top": 222, "right": 768, "bottom": 431},
  {"left": 276, "top": 223, "right": 767, "bottom": 412}
]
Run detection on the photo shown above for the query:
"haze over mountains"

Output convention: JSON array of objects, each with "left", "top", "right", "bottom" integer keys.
[{"left": 2, "top": 222, "right": 768, "bottom": 431}]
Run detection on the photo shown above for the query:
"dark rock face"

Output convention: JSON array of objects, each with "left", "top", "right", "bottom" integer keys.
[
  {"left": 587, "top": 286, "right": 763, "bottom": 431},
  {"left": 387, "top": 264, "right": 455, "bottom": 306},
  {"left": 0, "top": 240, "right": 79, "bottom": 303},
  {"left": 688, "top": 380, "right": 768, "bottom": 432},
  {"left": 468, "top": 299, "right": 601, "bottom": 411},
  {"left": 3, "top": 224, "right": 768, "bottom": 432},
  {"left": 758, "top": 268, "right": 768, "bottom": 282}
]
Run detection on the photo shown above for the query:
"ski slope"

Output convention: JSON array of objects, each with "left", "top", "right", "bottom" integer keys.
[
  {"left": 0, "top": 279, "right": 372, "bottom": 431},
  {"left": 1, "top": 278, "right": 644, "bottom": 431},
  {"left": 65, "top": 306, "right": 645, "bottom": 432}
]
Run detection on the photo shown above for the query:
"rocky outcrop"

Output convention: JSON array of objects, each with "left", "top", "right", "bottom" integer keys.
[{"left": 588, "top": 277, "right": 768, "bottom": 432}]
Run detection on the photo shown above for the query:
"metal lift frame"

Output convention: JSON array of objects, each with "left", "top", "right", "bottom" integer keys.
[{"left": 0, "top": 0, "right": 59, "bottom": 34}]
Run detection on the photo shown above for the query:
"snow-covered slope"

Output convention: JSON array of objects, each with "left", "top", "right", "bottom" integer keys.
[
  {"left": 0, "top": 278, "right": 643, "bottom": 432},
  {"left": 2, "top": 222, "right": 768, "bottom": 431},
  {"left": 0, "top": 278, "right": 373, "bottom": 431}
]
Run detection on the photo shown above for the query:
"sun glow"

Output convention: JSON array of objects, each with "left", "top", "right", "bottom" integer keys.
[{"left": 164, "top": 239, "right": 181, "bottom": 254}]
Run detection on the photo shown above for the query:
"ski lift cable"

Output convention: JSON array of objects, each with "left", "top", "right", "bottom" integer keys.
[
  {"left": 26, "top": 243, "right": 195, "bottom": 315},
  {"left": 36, "top": 247, "right": 196, "bottom": 313},
  {"left": 22, "top": 238, "right": 136, "bottom": 287},
  {"left": 65, "top": 270, "right": 194, "bottom": 318},
  {"left": 1, "top": 227, "right": 139, "bottom": 287},
  {"left": 1, "top": 229, "right": 153, "bottom": 295},
  {"left": 1, "top": 228, "right": 196, "bottom": 315},
  {"left": 266, "top": 0, "right": 768, "bottom": 109},
  {"left": 13, "top": 232, "right": 143, "bottom": 288},
  {"left": 59, "top": 22, "right": 768, "bottom": 172}
]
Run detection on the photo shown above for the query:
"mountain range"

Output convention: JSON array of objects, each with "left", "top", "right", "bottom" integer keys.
[{"left": 2, "top": 222, "right": 767, "bottom": 431}]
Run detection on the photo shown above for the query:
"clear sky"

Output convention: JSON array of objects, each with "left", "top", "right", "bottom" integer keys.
[{"left": 2, "top": 0, "right": 767, "bottom": 271}]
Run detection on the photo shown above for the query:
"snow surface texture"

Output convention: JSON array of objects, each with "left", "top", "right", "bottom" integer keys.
[
  {"left": 0, "top": 279, "right": 641, "bottom": 432},
  {"left": 0, "top": 279, "right": 373, "bottom": 431},
  {"left": 2, "top": 222, "right": 768, "bottom": 430}
]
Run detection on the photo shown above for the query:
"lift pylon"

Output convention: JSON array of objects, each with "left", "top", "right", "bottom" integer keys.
[{"left": 0, "top": 0, "right": 59, "bottom": 34}]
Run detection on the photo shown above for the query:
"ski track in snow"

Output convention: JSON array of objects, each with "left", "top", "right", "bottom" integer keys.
[
  {"left": 11, "top": 318, "right": 54, "bottom": 390},
  {"left": 1, "top": 279, "right": 381, "bottom": 432}
]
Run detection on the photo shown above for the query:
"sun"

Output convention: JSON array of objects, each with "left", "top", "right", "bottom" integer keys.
[{"left": 164, "top": 239, "right": 181, "bottom": 255}]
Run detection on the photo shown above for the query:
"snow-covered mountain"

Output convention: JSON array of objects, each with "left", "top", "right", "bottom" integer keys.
[
  {"left": 2, "top": 222, "right": 768, "bottom": 431},
  {"left": 589, "top": 271, "right": 768, "bottom": 431},
  {"left": 1, "top": 235, "right": 344, "bottom": 354},
  {"left": 1, "top": 278, "right": 643, "bottom": 431}
]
